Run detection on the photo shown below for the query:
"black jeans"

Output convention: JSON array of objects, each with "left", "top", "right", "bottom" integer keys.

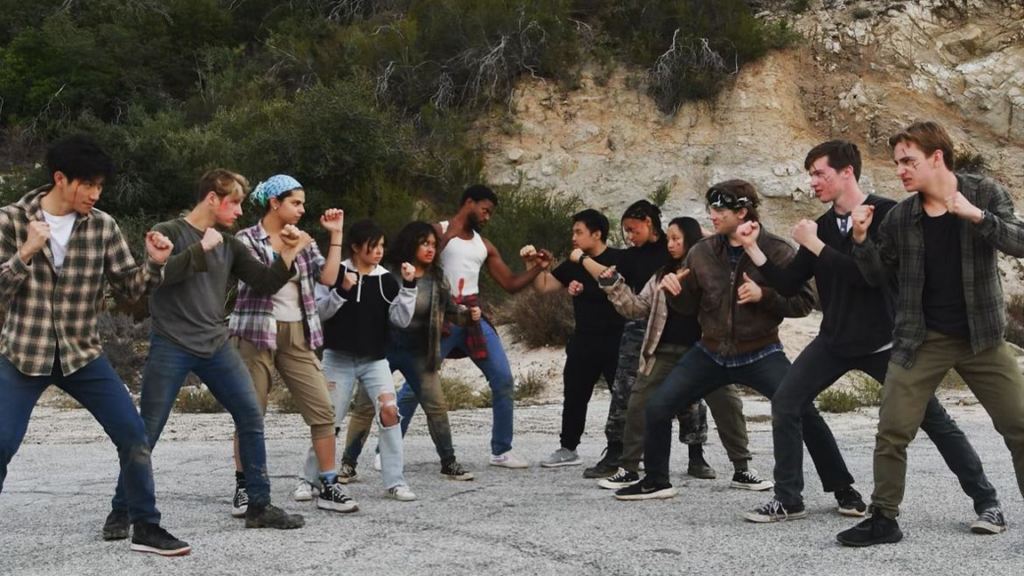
[
  {"left": 561, "top": 331, "right": 621, "bottom": 450},
  {"left": 644, "top": 347, "right": 853, "bottom": 489},
  {"left": 772, "top": 337, "right": 999, "bottom": 511}
]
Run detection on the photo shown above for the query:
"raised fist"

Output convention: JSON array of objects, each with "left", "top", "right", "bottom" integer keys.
[
  {"left": 200, "top": 227, "right": 222, "bottom": 252},
  {"left": 145, "top": 231, "right": 174, "bottom": 264},
  {"left": 400, "top": 262, "right": 416, "bottom": 282},
  {"left": 851, "top": 204, "right": 875, "bottom": 244}
]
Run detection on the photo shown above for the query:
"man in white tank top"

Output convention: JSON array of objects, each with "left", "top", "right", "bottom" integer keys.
[{"left": 395, "top": 185, "right": 552, "bottom": 468}]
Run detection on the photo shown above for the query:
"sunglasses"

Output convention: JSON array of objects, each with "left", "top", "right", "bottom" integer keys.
[{"left": 706, "top": 188, "right": 754, "bottom": 210}]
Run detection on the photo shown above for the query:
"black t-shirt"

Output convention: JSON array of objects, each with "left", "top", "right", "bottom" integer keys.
[
  {"left": 552, "top": 247, "right": 626, "bottom": 334},
  {"left": 921, "top": 212, "right": 970, "bottom": 340},
  {"left": 660, "top": 307, "right": 702, "bottom": 346},
  {"left": 616, "top": 236, "right": 669, "bottom": 294}
]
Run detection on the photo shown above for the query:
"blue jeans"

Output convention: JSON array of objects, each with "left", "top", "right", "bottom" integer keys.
[
  {"left": 303, "top": 350, "right": 407, "bottom": 489},
  {"left": 0, "top": 353, "right": 161, "bottom": 524},
  {"left": 112, "top": 333, "right": 271, "bottom": 511},
  {"left": 398, "top": 320, "right": 515, "bottom": 455},
  {"left": 644, "top": 347, "right": 854, "bottom": 489}
]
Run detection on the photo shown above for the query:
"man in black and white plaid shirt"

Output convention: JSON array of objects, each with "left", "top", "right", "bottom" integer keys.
[
  {"left": 838, "top": 121, "right": 1024, "bottom": 547},
  {"left": 0, "top": 135, "right": 190, "bottom": 556}
]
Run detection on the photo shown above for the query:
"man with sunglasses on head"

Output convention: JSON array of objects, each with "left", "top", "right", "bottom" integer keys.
[
  {"left": 836, "top": 121, "right": 1024, "bottom": 546},
  {"left": 616, "top": 180, "right": 842, "bottom": 501},
  {"left": 737, "top": 140, "right": 999, "bottom": 528}
]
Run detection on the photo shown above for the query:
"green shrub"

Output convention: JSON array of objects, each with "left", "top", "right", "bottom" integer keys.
[
  {"left": 514, "top": 370, "right": 548, "bottom": 402},
  {"left": 174, "top": 385, "right": 225, "bottom": 414},
  {"left": 97, "top": 313, "right": 151, "bottom": 391},
  {"left": 494, "top": 287, "right": 575, "bottom": 347},
  {"left": 648, "top": 182, "right": 672, "bottom": 208},
  {"left": 440, "top": 376, "right": 484, "bottom": 411},
  {"left": 270, "top": 386, "right": 301, "bottom": 414},
  {"left": 954, "top": 150, "right": 989, "bottom": 175},
  {"left": 817, "top": 387, "right": 862, "bottom": 413}
]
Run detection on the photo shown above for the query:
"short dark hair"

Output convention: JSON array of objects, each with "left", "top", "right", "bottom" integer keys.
[
  {"left": 347, "top": 219, "right": 386, "bottom": 256},
  {"left": 45, "top": 134, "right": 115, "bottom": 184},
  {"left": 888, "top": 120, "right": 955, "bottom": 170},
  {"left": 572, "top": 209, "right": 609, "bottom": 243},
  {"left": 460, "top": 184, "right": 499, "bottom": 207},
  {"left": 706, "top": 180, "right": 761, "bottom": 222},
  {"left": 804, "top": 140, "right": 862, "bottom": 181}
]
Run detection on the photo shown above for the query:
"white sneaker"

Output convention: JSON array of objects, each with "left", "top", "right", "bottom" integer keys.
[
  {"left": 386, "top": 486, "right": 418, "bottom": 501},
  {"left": 293, "top": 479, "right": 318, "bottom": 502},
  {"left": 373, "top": 453, "right": 382, "bottom": 471},
  {"left": 489, "top": 450, "right": 529, "bottom": 469}
]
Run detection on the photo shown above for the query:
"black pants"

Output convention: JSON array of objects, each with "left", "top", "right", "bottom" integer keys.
[
  {"left": 645, "top": 347, "right": 852, "bottom": 489},
  {"left": 772, "top": 337, "right": 999, "bottom": 511},
  {"left": 561, "top": 331, "right": 622, "bottom": 450}
]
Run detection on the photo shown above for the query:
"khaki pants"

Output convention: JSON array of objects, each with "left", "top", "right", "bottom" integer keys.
[
  {"left": 873, "top": 332, "right": 1024, "bottom": 517},
  {"left": 235, "top": 321, "right": 335, "bottom": 439},
  {"left": 621, "top": 343, "right": 751, "bottom": 472}
]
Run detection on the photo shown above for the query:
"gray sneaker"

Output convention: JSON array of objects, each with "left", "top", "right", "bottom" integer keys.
[{"left": 540, "top": 447, "right": 581, "bottom": 468}]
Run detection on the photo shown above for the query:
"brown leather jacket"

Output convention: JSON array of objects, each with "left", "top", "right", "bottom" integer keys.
[{"left": 668, "top": 230, "right": 816, "bottom": 356}]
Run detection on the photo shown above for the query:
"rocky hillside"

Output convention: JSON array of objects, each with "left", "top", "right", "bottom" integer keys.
[{"left": 479, "top": 0, "right": 1024, "bottom": 284}]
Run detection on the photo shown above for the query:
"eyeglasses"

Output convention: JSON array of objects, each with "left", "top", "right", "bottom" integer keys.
[{"left": 706, "top": 188, "right": 753, "bottom": 210}]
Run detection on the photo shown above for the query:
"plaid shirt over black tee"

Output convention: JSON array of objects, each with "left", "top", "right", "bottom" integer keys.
[
  {"left": 853, "top": 174, "right": 1024, "bottom": 369},
  {"left": 0, "top": 186, "right": 163, "bottom": 376}
]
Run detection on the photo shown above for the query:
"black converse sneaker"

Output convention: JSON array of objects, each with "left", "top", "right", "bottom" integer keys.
[
  {"left": 970, "top": 506, "right": 1007, "bottom": 535},
  {"left": 130, "top": 523, "right": 191, "bottom": 556},
  {"left": 614, "top": 477, "right": 678, "bottom": 501},
  {"left": 231, "top": 485, "right": 249, "bottom": 518},
  {"left": 835, "top": 486, "right": 868, "bottom": 517},
  {"left": 598, "top": 468, "right": 641, "bottom": 490},
  {"left": 836, "top": 509, "right": 903, "bottom": 547},
  {"left": 317, "top": 479, "right": 359, "bottom": 513},
  {"left": 245, "top": 503, "right": 305, "bottom": 529},
  {"left": 743, "top": 498, "right": 808, "bottom": 523},
  {"left": 731, "top": 469, "right": 773, "bottom": 491},
  {"left": 337, "top": 462, "right": 358, "bottom": 484},
  {"left": 102, "top": 508, "right": 130, "bottom": 541},
  {"left": 441, "top": 460, "right": 475, "bottom": 481}
]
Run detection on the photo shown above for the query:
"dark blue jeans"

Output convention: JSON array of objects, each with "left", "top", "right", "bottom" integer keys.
[
  {"left": 644, "top": 347, "right": 853, "bottom": 489},
  {"left": 112, "top": 333, "right": 271, "bottom": 512},
  {"left": 398, "top": 320, "right": 515, "bottom": 456},
  {"left": 772, "top": 337, "right": 998, "bottom": 511},
  {"left": 0, "top": 353, "right": 160, "bottom": 524}
]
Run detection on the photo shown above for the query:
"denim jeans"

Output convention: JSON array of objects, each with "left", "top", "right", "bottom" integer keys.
[
  {"left": 112, "top": 333, "right": 271, "bottom": 511},
  {"left": 303, "top": 350, "right": 407, "bottom": 489},
  {"left": 772, "top": 336, "right": 998, "bottom": 510},
  {"left": 644, "top": 347, "right": 853, "bottom": 488},
  {"left": 398, "top": 320, "right": 514, "bottom": 456},
  {"left": 0, "top": 353, "right": 161, "bottom": 524}
]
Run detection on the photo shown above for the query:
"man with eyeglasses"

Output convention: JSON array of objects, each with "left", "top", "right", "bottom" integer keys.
[
  {"left": 737, "top": 140, "right": 999, "bottom": 529},
  {"left": 615, "top": 179, "right": 840, "bottom": 500}
]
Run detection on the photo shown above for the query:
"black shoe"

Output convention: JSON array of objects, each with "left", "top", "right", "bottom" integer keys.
[
  {"left": 231, "top": 485, "right": 248, "bottom": 518},
  {"left": 614, "top": 477, "right": 678, "bottom": 501},
  {"left": 687, "top": 458, "right": 717, "bottom": 480},
  {"left": 835, "top": 486, "right": 868, "bottom": 517},
  {"left": 129, "top": 522, "right": 191, "bottom": 556},
  {"left": 743, "top": 498, "right": 808, "bottom": 523},
  {"left": 102, "top": 508, "right": 130, "bottom": 541},
  {"left": 598, "top": 468, "right": 641, "bottom": 490},
  {"left": 245, "top": 503, "right": 305, "bottom": 529},
  {"left": 730, "top": 469, "right": 773, "bottom": 491},
  {"left": 583, "top": 448, "right": 622, "bottom": 479},
  {"left": 317, "top": 479, "right": 359, "bottom": 513},
  {"left": 836, "top": 510, "right": 903, "bottom": 547},
  {"left": 441, "top": 460, "right": 475, "bottom": 481},
  {"left": 971, "top": 506, "right": 1007, "bottom": 535}
]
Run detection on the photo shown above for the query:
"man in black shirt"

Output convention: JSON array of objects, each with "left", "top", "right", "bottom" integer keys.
[
  {"left": 739, "top": 140, "right": 998, "bottom": 528},
  {"left": 523, "top": 209, "right": 624, "bottom": 467}
]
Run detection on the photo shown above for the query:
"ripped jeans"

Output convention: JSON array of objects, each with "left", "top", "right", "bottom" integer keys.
[{"left": 301, "top": 350, "right": 407, "bottom": 490}]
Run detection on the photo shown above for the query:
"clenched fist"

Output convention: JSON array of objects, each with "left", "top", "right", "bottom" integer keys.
[
  {"left": 200, "top": 227, "right": 223, "bottom": 252},
  {"left": 145, "top": 231, "right": 174, "bottom": 264},
  {"left": 791, "top": 219, "right": 821, "bottom": 251},
  {"left": 567, "top": 280, "right": 583, "bottom": 297},
  {"left": 20, "top": 221, "right": 51, "bottom": 263},
  {"left": 851, "top": 204, "right": 874, "bottom": 244},
  {"left": 341, "top": 270, "right": 358, "bottom": 291},
  {"left": 945, "top": 192, "right": 984, "bottom": 223},
  {"left": 400, "top": 262, "right": 416, "bottom": 282},
  {"left": 320, "top": 208, "right": 344, "bottom": 233},
  {"left": 469, "top": 306, "right": 482, "bottom": 322},
  {"left": 658, "top": 268, "right": 691, "bottom": 296},
  {"left": 736, "top": 221, "right": 760, "bottom": 249}
]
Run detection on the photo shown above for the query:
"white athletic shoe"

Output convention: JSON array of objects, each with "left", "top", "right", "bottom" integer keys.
[{"left": 489, "top": 450, "right": 530, "bottom": 469}]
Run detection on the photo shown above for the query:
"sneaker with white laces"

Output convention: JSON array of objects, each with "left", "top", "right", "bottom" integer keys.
[
  {"left": 743, "top": 498, "right": 808, "bottom": 523},
  {"left": 441, "top": 460, "right": 475, "bottom": 481},
  {"left": 540, "top": 447, "right": 581, "bottom": 468},
  {"left": 598, "top": 468, "right": 641, "bottom": 490},
  {"left": 386, "top": 486, "right": 418, "bottom": 501},
  {"left": 318, "top": 479, "right": 359, "bottom": 513},
  {"left": 490, "top": 450, "right": 529, "bottom": 469},
  {"left": 337, "top": 462, "right": 359, "bottom": 484},
  {"left": 970, "top": 506, "right": 1007, "bottom": 535},
  {"left": 835, "top": 486, "right": 868, "bottom": 517},
  {"left": 731, "top": 469, "right": 773, "bottom": 491},
  {"left": 293, "top": 479, "right": 318, "bottom": 502},
  {"left": 373, "top": 453, "right": 382, "bottom": 471},
  {"left": 231, "top": 485, "right": 249, "bottom": 518}
]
